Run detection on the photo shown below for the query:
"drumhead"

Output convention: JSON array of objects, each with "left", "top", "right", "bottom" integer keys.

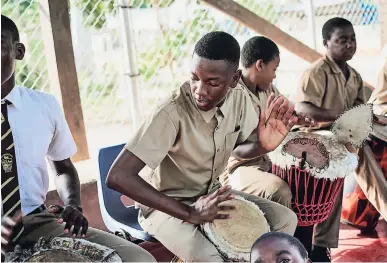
[
  {"left": 5, "top": 237, "right": 122, "bottom": 262},
  {"left": 202, "top": 195, "right": 270, "bottom": 261},
  {"left": 331, "top": 104, "right": 374, "bottom": 148},
  {"left": 268, "top": 131, "right": 358, "bottom": 180}
]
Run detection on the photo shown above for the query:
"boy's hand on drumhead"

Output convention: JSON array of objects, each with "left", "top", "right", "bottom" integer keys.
[
  {"left": 187, "top": 185, "right": 235, "bottom": 225},
  {"left": 49, "top": 205, "right": 89, "bottom": 238},
  {"left": 258, "top": 94, "right": 298, "bottom": 153},
  {"left": 1, "top": 211, "right": 22, "bottom": 255}
]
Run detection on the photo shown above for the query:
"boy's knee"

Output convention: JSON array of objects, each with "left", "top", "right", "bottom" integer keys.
[{"left": 268, "top": 177, "right": 292, "bottom": 207}]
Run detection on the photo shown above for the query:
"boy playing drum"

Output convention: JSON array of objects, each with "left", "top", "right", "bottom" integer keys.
[
  {"left": 106, "top": 31, "right": 299, "bottom": 261},
  {"left": 295, "top": 17, "right": 387, "bottom": 261}
]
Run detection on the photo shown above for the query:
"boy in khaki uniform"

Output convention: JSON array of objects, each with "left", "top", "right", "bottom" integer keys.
[
  {"left": 220, "top": 36, "right": 313, "bottom": 208},
  {"left": 106, "top": 31, "right": 299, "bottom": 262},
  {"left": 369, "top": 59, "right": 387, "bottom": 115},
  {"left": 220, "top": 36, "right": 287, "bottom": 206},
  {"left": 294, "top": 17, "right": 380, "bottom": 261},
  {"left": 347, "top": 59, "right": 387, "bottom": 232}
]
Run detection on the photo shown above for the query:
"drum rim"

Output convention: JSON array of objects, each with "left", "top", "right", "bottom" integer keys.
[{"left": 268, "top": 131, "right": 358, "bottom": 180}]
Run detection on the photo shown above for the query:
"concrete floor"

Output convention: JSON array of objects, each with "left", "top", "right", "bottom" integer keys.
[{"left": 46, "top": 179, "right": 387, "bottom": 262}]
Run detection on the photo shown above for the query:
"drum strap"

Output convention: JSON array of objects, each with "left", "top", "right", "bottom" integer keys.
[{"left": 1, "top": 100, "right": 24, "bottom": 243}]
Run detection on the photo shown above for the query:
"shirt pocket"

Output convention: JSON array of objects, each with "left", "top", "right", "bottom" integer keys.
[{"left": 223, "top": 131, "right": 240, "bottom": 164}]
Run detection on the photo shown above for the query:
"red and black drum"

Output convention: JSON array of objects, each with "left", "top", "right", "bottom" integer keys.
[{"left": 268, "top": 131, "right": 359, "bottom": 252}]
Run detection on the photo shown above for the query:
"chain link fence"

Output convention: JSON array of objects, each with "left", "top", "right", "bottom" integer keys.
[{"left": 1, "top": 0, "right": 385, "bottom": 155}]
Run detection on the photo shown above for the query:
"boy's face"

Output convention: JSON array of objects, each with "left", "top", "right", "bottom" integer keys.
[
  {"left": 190, "top": 53, "right": 241, "bottom": 111},
  {"left": 1, "top": 29, "right": 24, "bottom": 86},
  {"left": 254, "top": 55, "right": 280, "bottom": 91},
  {"left": 251, "top": 238, "right": 309, "bottom": 263},
  {"left": 325, "top": 25, "right": 356, "bottom": 62}
]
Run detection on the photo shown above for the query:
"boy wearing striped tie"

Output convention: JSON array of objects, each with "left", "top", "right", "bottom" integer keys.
[{"left": 1, "top": 14, "right": 155, "bottom": 262}]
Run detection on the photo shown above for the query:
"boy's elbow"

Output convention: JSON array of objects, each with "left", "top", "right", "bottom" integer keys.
[{"left": 106, "top": 167, "right": 120, "bottom": 190}]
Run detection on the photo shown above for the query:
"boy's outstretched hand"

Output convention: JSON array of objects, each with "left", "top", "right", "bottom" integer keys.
[{"left": 257, "top": 95, "right": 298, "bottom": 153}]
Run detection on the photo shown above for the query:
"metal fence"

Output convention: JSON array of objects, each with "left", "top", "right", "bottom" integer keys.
[{"left": 1, "top": 0, "right": 385, "bottom": 154}]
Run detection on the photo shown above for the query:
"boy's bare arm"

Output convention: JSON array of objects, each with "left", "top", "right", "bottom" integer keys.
[
  {"left": 106, "top": 149, "right": 191, "bottom": 221},
  {"left": 295, "top": 102, "right": 341, "bottom": 123},
  {"left": 106, "top": 149, "right": 234, "bottom": 225}
]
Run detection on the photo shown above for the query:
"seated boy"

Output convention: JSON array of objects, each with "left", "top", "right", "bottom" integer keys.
[
  {"left": 106, "top": 31, "right": 298, "bottom": 262},
  {"left": 250, "top": 232, "right": 311, "bottom": 263}
]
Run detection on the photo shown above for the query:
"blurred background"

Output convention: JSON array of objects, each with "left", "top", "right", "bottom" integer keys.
[{"left": 2, "top": 0, "right": 386, "bottom": 169}]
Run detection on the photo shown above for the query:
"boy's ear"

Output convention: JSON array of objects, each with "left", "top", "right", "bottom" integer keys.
[
  {"left": 230, "top": 69, "right": 242, "bottom": 88},
  {"left": 255, "top": 59, "right": 264, "bottom": 72},
  {"left": 15, "top": 43, "right": 25, "bottom": 60},
  {"left": 323, "top": 39, "right": 328, "bottom": 48}
]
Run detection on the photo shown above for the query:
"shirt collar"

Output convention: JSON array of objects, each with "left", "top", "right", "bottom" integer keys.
[
  {"left": 324, "top": 54, "right": 342, "bottom": 74},
  {"left": 2, "top": 86, "right": 22, "bottom": 109},
  {"left": 198, "top": 107, "right": 217, "bottom": 123},
  {"left": 324, "top": 54, "right": 358, "bottom": 81}
]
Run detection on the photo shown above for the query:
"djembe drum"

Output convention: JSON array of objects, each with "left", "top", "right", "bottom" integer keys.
[
  {"left": 268, "top": 131, "right": 359, "bottom": 252},
  {"left": 4, "top": 237, "right": 122, "bottom": 262},
  {"left": 202, "top": 195, "right": 270, "bottom": 262},
  {"left": 268, "top": 104, "right": 374, "bottom": 253}
]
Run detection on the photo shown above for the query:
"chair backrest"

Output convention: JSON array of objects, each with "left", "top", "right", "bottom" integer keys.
[{"left": 98, "top": 143, "right": 127, "bottom": 217}]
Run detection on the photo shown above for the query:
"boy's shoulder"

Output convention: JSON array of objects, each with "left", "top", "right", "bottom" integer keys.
[
  {"left": 146, "top": 81, "right": 193, "bottom": 121},
  {"left": 18, "top": 85, "right": 59, "bottom": 106},
  {"left": 306, "top": 56, "right": 330, "bottom": 76},
  {"left": 17, "top": 86, "right": 63, "bottom": 117}
]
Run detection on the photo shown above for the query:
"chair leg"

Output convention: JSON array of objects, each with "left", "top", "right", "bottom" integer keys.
[
  {"left": 115, "top": 230, "right": 145, "bottom": 245},
  {"left": 115, "top": 230, "right": 133, "bottom": 241}
]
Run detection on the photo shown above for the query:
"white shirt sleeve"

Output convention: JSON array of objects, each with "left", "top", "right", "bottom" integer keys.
[{"left": 46, "top": 96, "right": 77, "bottom": 161}]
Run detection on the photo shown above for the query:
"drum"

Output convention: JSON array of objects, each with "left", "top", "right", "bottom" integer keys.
[
  {"left": 202, "top": 195, "right": 270, "bottom": 262},
  {"left": 268, "top": 131, "right": 359, "bottom": 226},
  {"left": 5, "top": 237, "right": 122, "bottom": 262}
]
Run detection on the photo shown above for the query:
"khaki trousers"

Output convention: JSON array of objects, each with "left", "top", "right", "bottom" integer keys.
[
  {"left": 355, "top": 143, "right": 387, "bottom": 220},
  {"left": 220, "top": 166, "right": 344, "bottom": 248},
  {"left": 139, "top": 190, "right": 297, "bottom": 262},
  {"left": 16, "top": 210, "right": 156, "bottom": 262}
]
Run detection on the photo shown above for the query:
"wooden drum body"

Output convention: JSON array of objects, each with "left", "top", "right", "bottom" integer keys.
[{"left": 268, "top": 131, "right": 359, "bottom": 226}]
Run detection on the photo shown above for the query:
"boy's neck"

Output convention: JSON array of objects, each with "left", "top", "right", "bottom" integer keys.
[
  {"left": 241, "top": 71, "right": 260, "bottom": 94},
  {"left": 327, "top": 53, "right": 348, "bottom": 72},
  {"left": 1, "top": 74, "right": 15, "bottom": 99}
]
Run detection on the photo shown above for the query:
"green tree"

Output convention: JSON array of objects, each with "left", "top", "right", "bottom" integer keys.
[
  {"left": 137, "top": 0, "right": 278, "bottom": 84},
  {"left": 1, "top": 0, "right": 48, "bottom": 91}
]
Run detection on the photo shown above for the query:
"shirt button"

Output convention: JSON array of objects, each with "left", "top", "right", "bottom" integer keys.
[{"left": 217, "top": 149, "right": 220, "bottom": 152}]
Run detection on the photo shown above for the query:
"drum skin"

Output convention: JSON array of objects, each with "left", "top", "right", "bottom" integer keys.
[
  {"left": 202, "top": 195, "right": 270, "bottom": 262},
  {"left": 5, "top": 237, "right": 122, "bottom": 262}
]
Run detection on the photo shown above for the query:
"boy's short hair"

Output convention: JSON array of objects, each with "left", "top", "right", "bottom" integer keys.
[
  {"left": 1, "top": 15, "right": 20, "bottom": 42},
  {"left": 194, "top": 31, "right": 240, "bottom": 69},
  {"left": 241, "top": 36, "right": 279, "bottom": 68},
  {"left": 322, "top": 17, "right": 353, "bottom": 41},
  {"left": 251, "top": 232, "right": 308, "bottom": 260}
]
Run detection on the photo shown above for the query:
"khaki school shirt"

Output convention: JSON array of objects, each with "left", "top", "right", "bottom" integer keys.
[
  {"left": 125, "top": 81, "right": 259, "bottom": 217},
  {"left": 226, "top": 78, "right": 281, "bottom": 173},
  {"left": 369, "top": 60, "right": 387, "bottom": 115},
  {"left": 295, "top": 55, "right": 367, "bottom": 111}
]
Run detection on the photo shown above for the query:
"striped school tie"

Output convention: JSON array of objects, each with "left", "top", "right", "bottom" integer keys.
[{"left": 1, "top": 100, "right": 24, "bottom": 242}]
